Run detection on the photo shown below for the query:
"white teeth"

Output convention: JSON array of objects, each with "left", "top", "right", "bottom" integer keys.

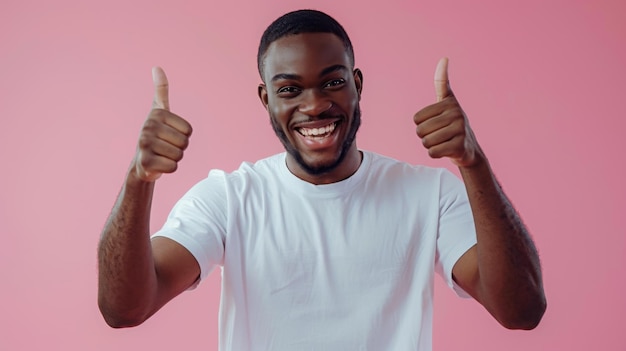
[{"left": 299, "top": 122, "right": 336, "bottom": 137}]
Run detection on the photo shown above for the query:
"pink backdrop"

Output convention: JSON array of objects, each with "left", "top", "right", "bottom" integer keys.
[{"left": 2, "top": 0, "right": 624, "bottom": 349}]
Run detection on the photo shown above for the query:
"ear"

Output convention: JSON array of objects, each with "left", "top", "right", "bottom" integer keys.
[
  {"left": 258, "top": 83, "right": 269, "bottom": 110},
  {"left": 353, "top": 68, "right": 363, "bottom": 100}
]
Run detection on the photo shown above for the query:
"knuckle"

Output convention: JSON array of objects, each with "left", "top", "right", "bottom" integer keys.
[
  {"left": 151, "top": 108, "right": 168, "bottom": 118},
  {"left": 415, "top": 126, "right": 424, "bottom": 138},
  {"left": 139, "top": 155, "right": 154, "bottom": 170},
  {"left": 147, "top": 109, "right": 168, "bottom": 125},
  {"left": 142, "top": 118, "right": 159, "bottom": 134},
  {"left": 450, "top": 119, "right": 464, "bottom": 133},
  {"left": 173, "top": 148, "right": 185, "bottom": 162},
  {"left": 180, "top": 136, "right": 190, "bottom": 150},
  {"left": 413, "top": 112, "right": 421, "bottom": 124},
  {"left": 138, "top": 134, "right": 154, "bottom": 150},
  {"left": 166, "top": 162, "right": 178, "bottom": 174},
  {"left": 427, "top": 148, "right": 440, "bottom": 158}
]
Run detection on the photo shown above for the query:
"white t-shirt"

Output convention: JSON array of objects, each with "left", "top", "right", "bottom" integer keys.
[{"left": 153, "top": 150, "right": 477, "bottom": 351}]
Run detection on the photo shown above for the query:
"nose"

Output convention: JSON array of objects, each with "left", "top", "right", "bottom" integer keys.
[{"left": 298, "top": 89, "right": 332, "bottom": 116}]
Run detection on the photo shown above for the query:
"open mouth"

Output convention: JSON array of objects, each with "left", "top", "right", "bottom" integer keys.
[{"left": 296, "top": 121, "right": 338, "bottom": 140}]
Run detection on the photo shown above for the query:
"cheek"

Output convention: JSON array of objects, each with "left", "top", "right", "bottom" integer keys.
[
  {"left": 337, "top": 90, "right": 359, "bottom": 113},
  {"left": 268, "top": 101, "right": 295, "bottom": 124}
]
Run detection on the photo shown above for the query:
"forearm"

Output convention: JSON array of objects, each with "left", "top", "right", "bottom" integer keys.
[
  {"left": 459, "top": 155, "right": 546, "bottom": 329},
  {"left": 97, "top": 169, "right": 159, "bottom": 327}
]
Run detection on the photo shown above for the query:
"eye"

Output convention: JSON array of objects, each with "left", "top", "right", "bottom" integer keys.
[
  {"left": 324, "top": 78, "right": 346, "bottom": 89},
  {"left": 277, "top": 86, "right": 301, "bottom": 96}
]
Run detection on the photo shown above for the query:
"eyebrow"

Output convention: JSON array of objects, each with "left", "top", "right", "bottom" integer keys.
[{"left": 270, "top": 64, "right": 348, "bottom": 83}]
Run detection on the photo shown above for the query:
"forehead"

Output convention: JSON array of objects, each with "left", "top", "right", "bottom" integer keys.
[{"left": 263, "top": 32, "right": 351, "bottom": 82}]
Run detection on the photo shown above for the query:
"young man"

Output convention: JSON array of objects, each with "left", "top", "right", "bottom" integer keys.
[{"left": 98, "top": 9, "right": 546, "bottom": 350}]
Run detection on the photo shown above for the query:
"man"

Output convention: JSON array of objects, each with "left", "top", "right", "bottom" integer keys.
[{"left": 98, "top": 9, "right": 546, "bottom": 350}]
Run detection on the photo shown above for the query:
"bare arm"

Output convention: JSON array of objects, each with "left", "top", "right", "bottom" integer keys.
[
  {"left": 453, "top": 156, "right": 545, "bottom": 329},
  {"left": 97, "top": 67, "right": 199, "bottom": 328},
  {"left": 414, "top": 58, "right": 546, "bottom": 329}
]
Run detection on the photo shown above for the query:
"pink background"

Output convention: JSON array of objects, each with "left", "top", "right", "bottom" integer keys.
[{"left": 1, "top": 0, "right": 624, "bottom": 349}]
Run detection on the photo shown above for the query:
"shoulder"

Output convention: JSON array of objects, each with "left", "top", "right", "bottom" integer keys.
[
  {"left": 225, "top": 153, "right": 284, "bottom": 182},
  {"left": 363, "top": 150, "right": 451, "bottom": 181},
  {"left": 177, "top": 153, "right": 283, "bottom": 198},
  {"left": 361, "top": 151, "right": 467, "bottom": 202},
  {"left": 194, "top": 153, "right": 288, "bottom": 197}
]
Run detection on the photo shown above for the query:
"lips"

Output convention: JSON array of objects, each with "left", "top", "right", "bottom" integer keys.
[
  {"left": 297, "top": 121, "right": 337, "bottom": 138},
  {"left": 293, "top": 118, "right": 341, "bottom": 150}
]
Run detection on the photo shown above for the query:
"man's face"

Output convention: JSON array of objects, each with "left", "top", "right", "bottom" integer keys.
[{"left": 258, "top": 32, "right": 363, "bottom": 184}]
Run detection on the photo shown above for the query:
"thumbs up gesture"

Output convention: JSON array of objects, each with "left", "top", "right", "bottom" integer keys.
[
  {"left": 413, "top": 58, "right": 483, "bottom": 168},
  {"left": 133, "top": 67, "right": 193, "bottom": 182}
]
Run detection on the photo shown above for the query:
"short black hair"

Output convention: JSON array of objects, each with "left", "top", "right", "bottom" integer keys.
[{"left": 257, "top": 9, "right": 355, "bottom": 79}]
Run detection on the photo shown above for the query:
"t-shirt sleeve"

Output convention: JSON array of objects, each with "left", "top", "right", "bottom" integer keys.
[
  {"left": 434, "top": 169, "right": 477, "bottom": 298},
  {"left": 152, "top": 170, "right": 228, "bottom": 288}
]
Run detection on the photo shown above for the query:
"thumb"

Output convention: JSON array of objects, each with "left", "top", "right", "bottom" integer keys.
[
  {"left": 152, "top": 66, "right": 170, "bottom": 110},
  {"left": 434, "top": 57, "right": 451, "bottom": 102}
]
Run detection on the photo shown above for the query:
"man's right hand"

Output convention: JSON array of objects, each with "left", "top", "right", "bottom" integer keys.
[{"left": 133, "top": 67, "right": 193, "bottom": 182}]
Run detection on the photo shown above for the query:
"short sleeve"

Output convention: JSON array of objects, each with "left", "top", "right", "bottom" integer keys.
[
  {"left": 152, "top": 170, "right": 228, "bottom": 288},
  {"left": 434, "top": 169, "right": 477, "bottom": 298}
]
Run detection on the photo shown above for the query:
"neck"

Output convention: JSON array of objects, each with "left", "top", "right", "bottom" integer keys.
[{"left": 287, "top": 147, "right": 362, "bottom": 185}]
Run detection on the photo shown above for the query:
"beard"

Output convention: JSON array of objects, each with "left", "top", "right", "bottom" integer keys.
[{"left": 270, "top": 104, "right": 361, "bottom": 176}]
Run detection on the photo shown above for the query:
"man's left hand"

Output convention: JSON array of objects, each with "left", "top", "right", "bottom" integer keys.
[{"left": 413, "top": 58, "right": 483, "bottom": 168}]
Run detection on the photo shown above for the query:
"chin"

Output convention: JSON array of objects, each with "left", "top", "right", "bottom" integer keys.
[
  {"left": 296, "top": 152, "right": 346, "bottom": 175},
  {"left": 270, "top": 104, "right": 362, "bottom": 177}
]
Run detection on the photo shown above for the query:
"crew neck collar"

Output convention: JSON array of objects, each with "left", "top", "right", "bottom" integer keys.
[{"left": 279, "top": 150, "right": 371, "bottom": 198}]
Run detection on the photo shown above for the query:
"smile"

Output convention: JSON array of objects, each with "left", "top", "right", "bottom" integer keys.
[{"left": 297, "top": 122, "right": 338, "bottom": 139}]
